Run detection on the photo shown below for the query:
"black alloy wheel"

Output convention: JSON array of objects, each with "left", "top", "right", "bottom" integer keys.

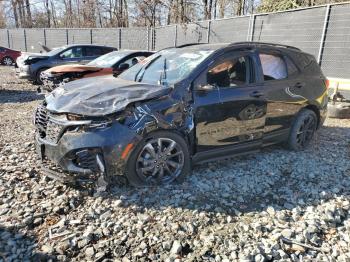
[
  {"left": 136, "top": 137, "right": 184, "bottom": 184},
  {"left": 125, "top": 131, "right": 190, "bottom": 187},
  {"left": 296, "top": 114, "right": 317, "bottom": 147},
  {"left": 288, "top": 109, "right": 317, "bottom": 150}
]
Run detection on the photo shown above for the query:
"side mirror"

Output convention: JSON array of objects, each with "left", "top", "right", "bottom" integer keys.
[
  {"left": 118, "top": 63, "right": 130, "bottom": 71},
  {"left": 195, "top": 83, "right": 216, "bottom": 92}
]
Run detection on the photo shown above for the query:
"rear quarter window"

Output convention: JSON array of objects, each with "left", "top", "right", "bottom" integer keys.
[
  {"left": 285, "top": 56, "right": 299, "bottom": 77},
  {"left": 294, "top": 53, "right": 313, "bottom": 69}
]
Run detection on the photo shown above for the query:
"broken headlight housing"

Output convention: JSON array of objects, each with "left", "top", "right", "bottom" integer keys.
[{"left": 66, "top": 112, "right": 128, "bottom": 131}]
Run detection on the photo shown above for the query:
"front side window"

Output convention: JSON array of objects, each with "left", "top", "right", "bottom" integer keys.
[
  {"left": 59, "top": 47, "right": 83, "bottom": 59},
  {"left": 207, "top": 56, "right": 249, "bottom": 88},
  {"left": 259, "top": 53, "right": 287, "bottom": 81}
]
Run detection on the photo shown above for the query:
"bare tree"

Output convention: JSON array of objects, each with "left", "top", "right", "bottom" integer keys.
[
  {"left": 24, "top": 0, "right": 32, "bottom": 27},
  {"left": 0, "top": 1, "right": 6, "bottom": 28},
  {"left": 11, "top": 0, "right": 19, "bottom": 28},
  {"left": 50, "top": 0, "right": 58, "bottom": 27},
  {"left": 202, "top": 0, "right": 214, "bottom": 19},
  {"left": 45, "top": 0, "right": 51, "bottom": 27}
]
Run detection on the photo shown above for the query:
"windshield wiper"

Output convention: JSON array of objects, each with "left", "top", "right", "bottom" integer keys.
[{"left": 159, "top": 58, "right": 167, "bottom": 86}]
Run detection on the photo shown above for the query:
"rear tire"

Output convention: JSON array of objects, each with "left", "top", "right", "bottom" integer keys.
[
  {"left": 287, "top": 109, "right": 317, "bottom": 151},
  {"left": 125, "top": 131, "right": 191, "bottom": 187},
  {"left": 2, "top": 56, "right": 14, "bottom": 66}
]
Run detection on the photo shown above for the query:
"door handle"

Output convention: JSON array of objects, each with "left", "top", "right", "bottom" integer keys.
[
  {"left": 250, "top": 91, "right": 264, "bottom": 98},
  {"left": 294, "top": 82, "right": 304, "bottom": 88}
]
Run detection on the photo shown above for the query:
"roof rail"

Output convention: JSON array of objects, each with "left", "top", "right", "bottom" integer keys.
[
  {"left": 157, "top": 43, "right": 204, "bottom": 52},
  {"left": 230, "top": 41, "right": 301, "bottom": 51},
  {"left": 175, "top": 43, "right": 205, "bottom": 48}
]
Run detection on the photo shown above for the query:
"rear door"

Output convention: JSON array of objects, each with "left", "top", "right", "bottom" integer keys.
[
  {"left": 256, "top": 49, "right": 305, "bottom": 144},
  {"left": 82, "top": 46, "right": 104, "bottom": 64},
  {"left": 192, "top": 51, "right": 267, "bottom": 153}
]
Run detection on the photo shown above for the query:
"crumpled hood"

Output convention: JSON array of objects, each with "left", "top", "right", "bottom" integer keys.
[
  {"left": 17, "top": 52, "right": 45, "bottom": 64},
  {"left": 47, "top": 64, "right": 102, "bottom": 74},
  {"left": 24, "top": 53, "right": 48, "bottom": 60},
  {"left": 46, "top": 75, "right": 171, "bottom": 116}
]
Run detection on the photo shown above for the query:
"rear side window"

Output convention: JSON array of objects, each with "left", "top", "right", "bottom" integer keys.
[
  {"left": 85, "top": 47, "right": 103, "bottom": 57},
  {"left": 122, "top": 56, "right": 145, "bottom": 67},
  {"left": 102, "top": 47, "right": 114, "bottom": 55},
  {"left": 259, "top": 53, "right": 287, "bottom": 81}
]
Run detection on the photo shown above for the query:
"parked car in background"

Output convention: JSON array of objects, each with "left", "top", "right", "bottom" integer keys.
[
  {"left": 34, "top": 42, "right": 328, "bottom": 187},
  {"left": 0, "top": 46, "right": 21, "bottom": 66},
  {"left": 16, "top": 44, "right": 117, "bottom": 84},
  {"left": 40, "top": 50, "right": 154, "bottom": 92}
]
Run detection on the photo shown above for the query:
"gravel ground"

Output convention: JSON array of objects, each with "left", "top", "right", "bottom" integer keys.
[{"left": 0, "top": 65, "right": 350, "bottom": 262}]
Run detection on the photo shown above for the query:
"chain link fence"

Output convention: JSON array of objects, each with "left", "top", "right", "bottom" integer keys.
[{"left": 1, "top": 2, "right": 349, "bottom": 78}]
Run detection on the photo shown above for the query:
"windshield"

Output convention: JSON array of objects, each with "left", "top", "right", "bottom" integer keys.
[
  {"left": 88, "top": 51, "right": 127, "bottom": 68},
  {"left": 119, "top": 48, "right": 214, "bottom": 86}
]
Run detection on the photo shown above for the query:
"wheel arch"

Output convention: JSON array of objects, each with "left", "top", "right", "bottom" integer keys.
[
  {"left": 142, "top": 128, "right": 193, "bottom": 153},
  {"left": 304, "top": 104, "right": 321, "bottom": 128},
  {"left": 36, "top": 66, "right": 50, "bottom": 76},
  {"left": 35, "top": 67, "right": 50, "bottom": 84}
]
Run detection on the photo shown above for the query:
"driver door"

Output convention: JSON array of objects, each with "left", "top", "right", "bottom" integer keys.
[{"left": 192, "top": 51, "right": 267, "bottom": 155}]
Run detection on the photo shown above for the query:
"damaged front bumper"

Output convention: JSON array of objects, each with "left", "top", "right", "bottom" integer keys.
[
  {"left": 37, "top": 74, "right": 62, "bottom": 94},
  {"left": 34, "top": 112, "right": 140, "bottom": 184},
  {"left": 15, "top": 64, "right": 31, "bottom": 79}
]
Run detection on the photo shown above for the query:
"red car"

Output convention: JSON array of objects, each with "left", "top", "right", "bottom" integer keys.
[{"left": 0, "top": 46, "right": 21, "bottom": 66}]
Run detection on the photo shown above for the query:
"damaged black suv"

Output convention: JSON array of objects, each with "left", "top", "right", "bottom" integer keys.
[{"left": 34, "top": 42, "right": 328, "bottom": 187}]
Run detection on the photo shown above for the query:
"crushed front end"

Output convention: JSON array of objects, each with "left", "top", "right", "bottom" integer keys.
[
  {"left": 40, "top": 72, "right": 75, "bottom": 94},
  {"left": 33, "top": 102, "right": 141, "bottom": 185}
]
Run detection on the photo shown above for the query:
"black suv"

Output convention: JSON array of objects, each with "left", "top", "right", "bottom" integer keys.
[{"left": 34, "top": 42, "right": 328, "bottom": 187}]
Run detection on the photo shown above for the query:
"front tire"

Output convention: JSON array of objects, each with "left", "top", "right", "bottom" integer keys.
[
  {"left": 35, "top": 68, "right": 48, "bottom": 85},
  {"left": 2, "top": 56, "right": 14, "bottom": 66},
  {"left": 287, "top": 109, "right": 318, "bottom": 150},
  {"left": 125, "top": 131, "right": 191, "bottom": 187}
]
